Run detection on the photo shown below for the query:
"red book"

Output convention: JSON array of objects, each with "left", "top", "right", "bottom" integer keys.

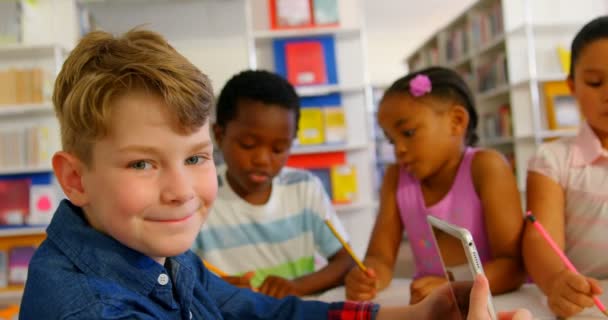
[
  {"left": 287, "top": 151, "right": 345, "bottom": 169},
  {"left": 0, "top": 179, "right": 30, "bottom": 225},
  {"left": 285, "top": 41, "right": 327, "bottom": 85}
]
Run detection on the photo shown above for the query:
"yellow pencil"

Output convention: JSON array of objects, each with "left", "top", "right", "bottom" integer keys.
[
  {"left": 324, "top": 219, "right": 368, "bottom": 272},
  {"left": 203, "top": 260, "right": 228, "bottom": 277}
]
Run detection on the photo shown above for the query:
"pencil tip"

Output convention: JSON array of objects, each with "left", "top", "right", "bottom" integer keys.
[{"left": 603, "top": 310, "right": 608, "bottom": 317}]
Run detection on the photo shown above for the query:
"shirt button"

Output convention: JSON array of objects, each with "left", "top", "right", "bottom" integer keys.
[{"left": 157, "top": 273, "right": 169, "bottom": 286}]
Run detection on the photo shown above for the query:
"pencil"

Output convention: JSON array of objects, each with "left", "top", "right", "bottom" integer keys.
[
  {"left": 324, "top": 219, "right": 368, "bottom": 272},
  {"left": 526, "top": 212, "right": 608, "bottom": 317},
  {"left": 203, "top": 260, "right": 228, "bottom": 277}
]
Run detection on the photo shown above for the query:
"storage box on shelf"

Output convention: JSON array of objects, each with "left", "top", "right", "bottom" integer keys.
[
  {"left": 245, "top": 0, "right": 375, "bottom": 257},
  {"left": 406, "top": 0, "right": 606, "bottom": 191}
]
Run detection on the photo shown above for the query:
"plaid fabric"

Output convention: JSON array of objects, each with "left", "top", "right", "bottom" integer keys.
[{"left": 327, "top": 301, "right": 380, "bottom": 320}]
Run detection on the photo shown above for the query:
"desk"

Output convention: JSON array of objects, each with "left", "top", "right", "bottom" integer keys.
[{"left": 313, "top": 279, "right": 608, "bottom": 319}]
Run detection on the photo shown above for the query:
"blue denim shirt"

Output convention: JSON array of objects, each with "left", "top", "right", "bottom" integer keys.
[{"left": 20, "top": 200, "right": 353, "bottom": 319}]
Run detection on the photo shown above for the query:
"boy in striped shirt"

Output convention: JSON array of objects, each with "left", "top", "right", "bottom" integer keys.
[{"left": 193, "top": 70, "right": 354, "bottom": 298}]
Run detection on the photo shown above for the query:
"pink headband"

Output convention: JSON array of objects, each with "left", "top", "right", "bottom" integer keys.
[{"left": 409, "top": 74, "right": 432, "bottom": 97}]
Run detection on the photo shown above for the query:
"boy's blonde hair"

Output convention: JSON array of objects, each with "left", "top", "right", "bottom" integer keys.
[{"left": 53, "top": 29, "right": 213, "bottom": 166}]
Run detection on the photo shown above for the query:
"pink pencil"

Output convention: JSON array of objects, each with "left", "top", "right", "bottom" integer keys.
[{"left": 526, "top": 212, "right": 608, "bottom": 317}]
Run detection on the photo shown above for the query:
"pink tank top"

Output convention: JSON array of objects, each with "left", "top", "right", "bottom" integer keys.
[{"left": 397, "top": 147, "right": 491, "bottom": 278}]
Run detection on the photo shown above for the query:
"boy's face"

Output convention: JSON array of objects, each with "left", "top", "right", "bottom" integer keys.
[
  {"left": 66, "top": 92, "right": 217, "bottom": 264},
  {"left": 214, "top": 100, "right": 296, "bottom": 202}
]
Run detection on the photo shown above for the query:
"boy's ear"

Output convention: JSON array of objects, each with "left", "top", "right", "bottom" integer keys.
[
  {"left": 567, "top": 76, "right": 575, "bottom": 94},
  {"left": 212, "top": 123, "right": 224, "bottom": 146},
  {"left": 52, "top": 151, "right": 89, "bottom": 206},
  {"left": 449, "top": 105, "right": 469, "bottom": 137}
]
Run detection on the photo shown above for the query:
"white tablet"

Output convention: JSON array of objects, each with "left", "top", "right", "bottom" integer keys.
[{"left": 427, "top": 215, "right": 497, "bottom": 320}]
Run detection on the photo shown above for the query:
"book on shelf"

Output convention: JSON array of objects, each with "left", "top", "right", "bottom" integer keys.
[
  {"left": 445, "top": 24, "right": 468, "bottom": 63},
  {"left": 323, "top": 106, "right": 346, "bottom": 144},
  {"left": 482, "top": 104, "right": 512, "bottom": 139},
  {"left": 0, "top": 0, "right": 21, "bottom": 45},
  {"left": 269, "top": 0, "right": 314, "bottom": 29},
  {"left": 543, "top": 81, "right": 580, "bottom": 130},
  {"left": 0, "top": 68, "right": 45, "bottom": 105},
  {"left": 28, "top": 185, "right": 57, "bottom": 225},
  {"left": 476, "top": 52, "right": 507, "bottom": 92},
  {"left": 296, "top": 93, "right": 345, "bottom": 146},
  {"left": 312, "top": 0, "right": 339, "bottom": 26},
  {"left": 330, "top": 164, "right": 357, "bottom": 204},
  {"left": 557, "top": 46, "right": 571, "bottom": 74},
  {"left": 0, "top": 179, "right": 30, "bottom": 226},
  {"left": 285, "top": 41, "right": 327, "bottom": 85},
  {"left": 8, "top": 246, "right": 35, "bottom": 285},
  {"left": 287, "top": 151, "right": 345, "bottom": 168},
  {"left": 469, "top": 1, "right": 504, "bottom": 49},
  {"left": 273, "top": 35, "right": 338, "bottom": 86},
  {"left": 0, "top": 122, "right": 59, "bottom": 169},
  {"left": 0, "top": 250, "right": 7, "bottom": 288},
  {"left": 297, "top": 107, "right": 325, "bottom": 145}
]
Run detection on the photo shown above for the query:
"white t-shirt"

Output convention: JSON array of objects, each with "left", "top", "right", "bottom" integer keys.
[{"left": 193, "top": 165, "right": 348, "bottom": 287}]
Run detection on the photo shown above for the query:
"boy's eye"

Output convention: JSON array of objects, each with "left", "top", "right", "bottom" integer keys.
[
  {"left": 586, "top": 81, "right": 602, "bottom": 87},
  {"left": 239, "top": 142, "right": 255, "bottom": 149},
  {"left": 185, "top": 155, "right": 206, "bottom": 165},
  {"left": 402, "top": 129, "right": 416, "bottom": 137},
  {"left": 272, "top": 146, "right": 289, "bottom": 154},
  {"left": 129, "top": 160, "right": 152, "bottom": 170}
]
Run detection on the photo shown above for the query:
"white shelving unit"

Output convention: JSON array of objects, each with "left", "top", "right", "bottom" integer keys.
[
  {"left": 245, "top": 0, "right": 376, "bottom": 257},
  {"left": 406, "top": 0, "right": 607, "bottom": 191},
  {"left": 0, "top": 0, "right": 78, "bottom": 306}
]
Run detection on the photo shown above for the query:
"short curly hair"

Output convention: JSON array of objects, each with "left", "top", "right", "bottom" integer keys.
[
  {"left": 215, "top": 70, "right": 299, "bottom": 131},
  {"left": 53, "top": 28, "right": 213, "bottom": 166}
]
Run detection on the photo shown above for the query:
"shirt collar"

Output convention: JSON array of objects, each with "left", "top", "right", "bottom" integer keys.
[
  {"left": 572, "top": 122, "right": 608, "bottom": 166},
  {"left": 46, "top": 200, "right": 191, "bottom": 297}
]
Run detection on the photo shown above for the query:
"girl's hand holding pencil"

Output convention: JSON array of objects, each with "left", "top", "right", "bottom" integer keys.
[
  {"left": 323, "top": 218, "right": 379, "bottom": 301},
  {"left": 526, "top": 212, "right": 607, "bottom": 318},
  {"left": 345, "top": 266, "right": 378, "bottom": 301}
]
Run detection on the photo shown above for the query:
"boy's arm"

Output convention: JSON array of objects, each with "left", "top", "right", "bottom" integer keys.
[
  {"left": 471, "top": 150, "right": 526, "bottom": 294},
  {"left": 292, "top": 248, "right": 354, "bottom": 295}
]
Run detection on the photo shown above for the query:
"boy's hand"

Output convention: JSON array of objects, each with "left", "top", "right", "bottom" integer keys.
[
  {"left": 258, "top": 275, "right": 301, "bottom": 298},
  {"left": 222, "top": 271, "right": 255, "bottom": 290},
  {"left": 345, "top": 267, "right": 378, "bottom": 301},
  {"left": 410, "top": 274, "right": 532, "bottom": 320},
  {"left": 468, "top": 274, "right": 532, "bottom": 320},
  {"left": 410, "top": 276, "right": 447, "bottom": 305},
  {"left": 547, "top": 269, "right": 603, "bottom": 318}
]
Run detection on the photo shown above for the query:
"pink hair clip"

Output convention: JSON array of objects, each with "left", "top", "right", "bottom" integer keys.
[{"left": 409, "top": 74, "right": 432, "bottom": 97}]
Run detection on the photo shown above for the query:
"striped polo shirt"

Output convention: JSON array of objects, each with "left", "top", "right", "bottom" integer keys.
[
  {"left": 528, "top": 121, "right": 608, "bottom": 278},
  {"left": 193, "top": 165, "right": 348, "bottom": 287}
]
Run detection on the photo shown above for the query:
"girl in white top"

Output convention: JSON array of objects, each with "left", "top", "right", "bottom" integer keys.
[{"left": 524, "top": 15, "right": 608, "bottom": 318}]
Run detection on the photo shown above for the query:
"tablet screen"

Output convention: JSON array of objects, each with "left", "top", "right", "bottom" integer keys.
[{"left": 429, "top": 224, "right": 476, "bottom": 319}]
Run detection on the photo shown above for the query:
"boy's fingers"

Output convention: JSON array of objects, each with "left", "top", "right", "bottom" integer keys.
[
  {"left": 498, "top": 309, "right": 532, "bottom": 320},
  {"left": 466, "top": 274, "right": 490, "bottom": 320}
]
